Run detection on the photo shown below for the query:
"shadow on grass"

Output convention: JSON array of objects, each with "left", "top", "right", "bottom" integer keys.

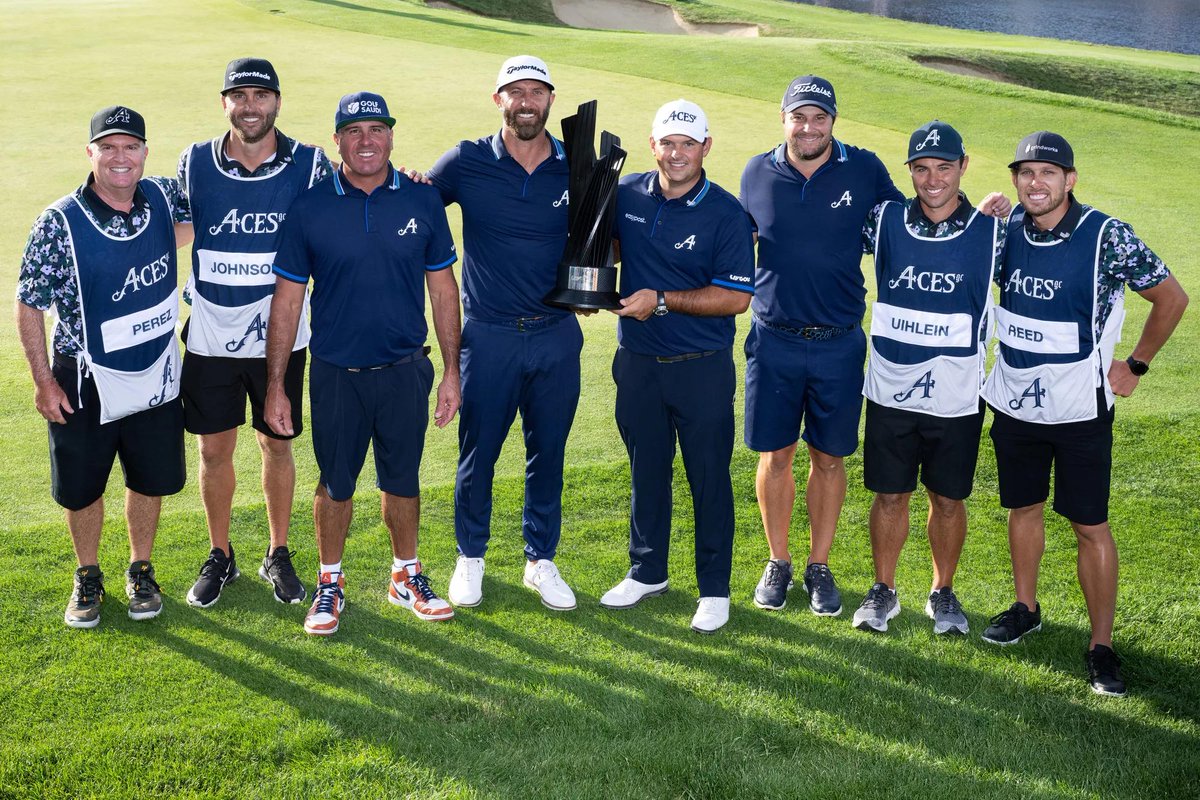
[{"left": 299, "top": 0, "right": 531, "bottom": 36}]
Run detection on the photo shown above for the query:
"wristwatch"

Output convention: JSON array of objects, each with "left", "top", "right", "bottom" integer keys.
[
  {"left": 1126, "top": 355, "right": 1150, "bottom": 376},
  {"left": 653, "top": 290, "right": 669, "bottom": 317}
]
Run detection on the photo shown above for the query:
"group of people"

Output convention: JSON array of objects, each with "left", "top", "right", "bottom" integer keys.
[{"left": 17, "top": 54, "right": 1187, "bottom": 698}]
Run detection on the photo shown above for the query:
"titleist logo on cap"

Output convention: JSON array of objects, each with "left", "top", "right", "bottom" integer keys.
[
  {"left": 228, "top": 70, "right": 274, "bottom": 82},
  {"left": 790, "top": 82, "right": 833, "bottom": 98},
  {"left": 106, "top": 108, "right": 131, "bottom": 125},
  {"left": 507, "top": 64, "right": 547, "bottom": 76}
]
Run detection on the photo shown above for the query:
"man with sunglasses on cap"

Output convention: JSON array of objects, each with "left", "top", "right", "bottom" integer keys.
[
  {"left": 739, "top": 76, "right": 904, "bottom": 617},
  {"left": 599, "top": 100, "right": 754, "bottom": 634},
  {"left": 16, "top": 106, "right": 191, "bottom": 627},
  {"left": 264, "top": 92, "right": 461, "bottom": 635},
  {"left": 981, "top": 131, "right": 1187, "bottom": 696},
  {"left": 851, "top": 120, "right": 1003, "bottom": 636},
  {"left": 425, "top": 56, "right": 580, "bottom": 612},
  {"left": 176, "top": 58, "right": 334, "bottom": 610}
]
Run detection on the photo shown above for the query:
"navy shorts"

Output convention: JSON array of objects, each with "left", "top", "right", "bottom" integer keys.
[
  {"left": 743, "top": 320, "right": 866, "bottom": 456},
  {"left": 181, "top": 347, "right": 305, "bottom": 439},
  {"left": 48, "top": 355, "right": 186, "bottom": 510},
  {"left": 309, "top": 352, "right": 434, "bottom": 502},
  {"left": 863, "top": 399, "right": 985, "bottom": 500},
  {"left": 988, "top": 393, "right": 1113, "bottom": 526}
]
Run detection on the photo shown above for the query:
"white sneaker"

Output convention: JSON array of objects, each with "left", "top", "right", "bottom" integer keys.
[
  {"left": 448, "top": 556, "right": 484, "bottom": 607},
  {"left": 599, "top": 577, "right": 668, "bottom": 609},
  {"left": 522, "top": 560, "right": 576, "bottom": 611},
  {"left": 691, "top": 596, "right": 730, "bottom": 634}
]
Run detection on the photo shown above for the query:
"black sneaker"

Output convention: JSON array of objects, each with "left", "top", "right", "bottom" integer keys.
[
  {"left": 753, "top": 559, "right": 794, "bottom": 610},
  {"left": 802, "top": 562, "right": 842, "bottom": 616},
  {"left": 186, "top": 546, "right": 239, "bottom": 608},
  {"left": 259, "top": 546, "right": 307, "bottom": 604},
  {"left": 65, "top": 565, "right": 105, "bottom": 629},
  {"left": 981, "top": 601, "right": 1041, "bottom": 645},
  {"left": 126, "top": 560, "right": 163, "bottom": 620},
  {"left": 1086, "top": 644, "right": 1127, "bottom": 697}
]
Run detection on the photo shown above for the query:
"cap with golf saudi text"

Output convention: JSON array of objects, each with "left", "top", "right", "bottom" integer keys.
[
  {"left": 335, "top": 91, "right": 396, "bottom": 131},
  {"left": 651, "top": 99, "right": 709, "bottom": 143},
  {"left": 1009, "top": 131, "right": 1074, "bottom": 170},
  {"left": 905, "top": 120, "right": 965, "bottom": 164},
  {"left": 496, "top": 55, "right": 554, "bottom": 92},
  {"left": 781, "top": 75, "right": 837, "bottom": 116},
  {"left": 89, "top": 105, "right": 146, "bottom": 143},
  {"left": 223, "top": 57, "right": 280, "bottom": 94}
]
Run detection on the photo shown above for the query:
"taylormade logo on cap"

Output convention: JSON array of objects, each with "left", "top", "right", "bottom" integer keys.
[
  {"left": 496, "top": 55, "right": 555, "bottom": 91},
  {"left": 223, "top": 57, "right": 281, "bottom": 94},
  {"left": 651, "top": 99, "right": 708, "bottom": 143},
  {"left": 229, "top": 70, "right": 273, "bottom": 83}
]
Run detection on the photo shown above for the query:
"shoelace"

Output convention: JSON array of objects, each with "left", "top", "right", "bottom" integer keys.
[
  {"left": 763, "top": 562, "right": 788, "bottom": 587},
  {"left": 932, "top": 591, "right": 962, "bottom": 616},
  {"left": 76, "top": 575, "right": 104, "bottom": 605},
  {"left": 130, "top": 573, "right": 160, "bottom": 598},
  {"left": 988, "top": 605, "right": 1029, "bottom": 627},
  {"left": 267, "top": 548, "right": 298, "bottom": 579},
  {"left": 406, "top": 572, "right": 439, "bottom": 602},
  {"left": 313, "top": 582, "right": 343, "bottom": 615},
  {"left": 862, "top": 585, "right": 893, "bottom": 610},
  {"left": 808, "top": 564, "right": 835, "bottom": 591},
  {"left": 198, "top": 551, "right": 231, "bottom": 580},
  {"left": 1089, "top": 647, "right": 1122, "bottom": 674}
]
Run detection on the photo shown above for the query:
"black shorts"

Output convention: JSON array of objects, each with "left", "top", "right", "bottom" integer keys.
[
  {"left": 863, "top": 399, "right": 985, "bottom": 500},
  {"left": 49, "top": 356, "right": 186, "bottom": 511},
  {"left": 181, "top": 348, "right": 305, "bottom": 439},
  {"left": 988, "top": 393, "right": 1114, "bottom": 525}
]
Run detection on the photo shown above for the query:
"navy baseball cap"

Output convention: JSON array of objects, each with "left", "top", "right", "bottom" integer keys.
[
  {"left": 89, "top": 105, "right": 146, "bottom": 142},
  {"left": 334, "top": 91, "right": 396, "bottom": 131},
  {"left": 1009, "top": 131, "right": 1074, "bottom": 170},
  {"left": 781, "top": 75, "right": 837, "bottom": 116},
  {"left": 905, "top": 120, "right": 965, "bottom": 164},
  {"left": 223, "top": 57, "right": 281, "bottom": 94}
]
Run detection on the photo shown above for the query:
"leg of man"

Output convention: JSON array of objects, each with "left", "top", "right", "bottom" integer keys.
[
  {"left": 314, "top": 483, "right": 352, "bottom": 564},
  {"left": 927, "top": 491, "right": 967, "bottom": 590},
  {"left": 383, "top": 492, "right": 419, "bottom": 560},
  {"left": 1072, "top": 521, "right": 1118, "bottom": 648},
  {"left": 258, "top": 431, "right": 296, "bottom": 550},
  {"left": 197, "top": 429, "right": 238, "bottom": 555},
  {"left": 455, "top": 321, "right": 523, "bottom": 558},
  {"left": 1009, "top": 503, "right": 1046, "bottom": 610},
  {"left": 126, "top": 489, "right": 160, "bottom": 562},
  {"left": 756, "top": 446, "right": 797, "bottom": 561},
  {"left": 868, "top": 492, "right": 912, "bottom": 588},
  {"left": 806, "top": 446, "right": 846, "bottom": 565},
  {"left": 614, "top": 349, "right": 675, "bottom": 586},
  {"left": 67, "top": 499, "right": 104, "bottom": 566},
  {"left": 516, "top": 318, "right": 583, "bottom": 561}
]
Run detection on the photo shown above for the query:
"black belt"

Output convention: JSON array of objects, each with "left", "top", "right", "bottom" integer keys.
[
  {"left": 656, "top": 350, "right": 718, "bottom": 364},
  {"left": 756, "top": 317, "right": 857, "bottom": 341},
  {"left": 345, "top": 346, "right": 430, "bottom": 372}
]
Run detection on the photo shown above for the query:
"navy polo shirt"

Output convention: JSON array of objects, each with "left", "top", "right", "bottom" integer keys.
[
  {"left": 614, "top": 170, "right": 755, "bottom": 357},
  {"left": 740, "top": 140, "right": 902, "bottom": 328},
  {"left": 427, "top": 131, "right": 570, "bottom": 322},
  {"left": 273, "top": 165, "right": 457, "bottom": 368}
]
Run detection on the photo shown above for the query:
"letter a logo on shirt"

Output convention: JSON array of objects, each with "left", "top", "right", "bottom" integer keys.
[
  {"left": 553, "top": 190, "right": 569, "bottom": 208},
  {"left": 831, "top": 191, "right": 853, "bottom": 209},
  {"left": 397, "top": 218, "right": 419, "bottom": 236},
  {"left": 674, "top": 234, "right": 696, "bottom": 250}
]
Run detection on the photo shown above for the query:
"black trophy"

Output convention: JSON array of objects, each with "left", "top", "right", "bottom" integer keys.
[{"left": 543, "top": 100, "right": 627, "bottom": 310}]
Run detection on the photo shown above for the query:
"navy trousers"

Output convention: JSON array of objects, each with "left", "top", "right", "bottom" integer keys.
[
  {"left": 455, "top": 314, "right": 583, "bottom": 560},
  {"left": 612, "top": 346, "right": 736, "bottom": 597}
]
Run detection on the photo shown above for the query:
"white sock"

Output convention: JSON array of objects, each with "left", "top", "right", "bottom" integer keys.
[
  {"left": 394, "top": 557, "right": 420, "bottom": 574},
  {"left": 320, "top": 562, "right": 342, "bottom": 578}
]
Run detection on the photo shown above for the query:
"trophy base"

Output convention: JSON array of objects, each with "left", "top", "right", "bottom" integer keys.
[{"left": 543, "top": 287, "right": 622, "bottom": 311}]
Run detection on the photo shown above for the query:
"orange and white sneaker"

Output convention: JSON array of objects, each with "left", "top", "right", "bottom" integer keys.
[
  {"left": 304, "top": 572, "right": 345, "bottom": 636},
  {"left": 388, "top": 562, "right": 454, "bottom": 621}
]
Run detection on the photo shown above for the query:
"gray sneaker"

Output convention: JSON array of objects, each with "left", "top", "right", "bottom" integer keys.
[
  {"left": 925, "top": 587, "right": 968, "bottom": 635},
  {"left": 126, "top": 561, "right": 163, "bottom": 621},
  {"left": 753, "top": 559, "right": 794, "bottom": 610},
  {"left": 65, "top": 565, "right": 105, "bottom": 629},
  {"left": 852, "top": 582, "right": 899, "bottom": 632}
]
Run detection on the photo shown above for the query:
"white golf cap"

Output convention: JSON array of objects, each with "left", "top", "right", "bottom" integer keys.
[
  {"left": 651, "top": 99, "right": 709, "bottom": 143},
  {"left": 496, "top": 55, "right": 554, "bottom": 92}
]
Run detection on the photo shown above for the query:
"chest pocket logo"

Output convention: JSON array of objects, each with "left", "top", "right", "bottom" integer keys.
[
  {"left": 397, "top": 218, "right": 419, "bottom": 236},
  {"left": 830, "top": 191, "right": 853, "bottom": 209},
  {"left": 553, "top": 190, "right": 569, "bottom": 208}
]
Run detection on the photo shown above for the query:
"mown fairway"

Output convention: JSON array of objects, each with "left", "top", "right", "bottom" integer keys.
[{"left": 1, "top": 1, "right": 1197, "bottom": 798}]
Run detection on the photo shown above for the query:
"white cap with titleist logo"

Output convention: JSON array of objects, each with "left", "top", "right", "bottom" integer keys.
[
  {"left": 651, "top": 99, "right": 709, "bottom": 143},
  {"left": 496, "top": 55, "right": 555, "bottom": 92}
]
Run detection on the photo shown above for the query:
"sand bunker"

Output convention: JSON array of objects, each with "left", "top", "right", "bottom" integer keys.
[
  {"left": 916, "top": 57, "right": 1019, "bottom": 85},
  {"left": 551, "top": 0, "right": 758, "bottom": 37}
]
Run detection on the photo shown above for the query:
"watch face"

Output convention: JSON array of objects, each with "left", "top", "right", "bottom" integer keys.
[
  {"left": 1127, "top": 357, "right": 1149, "bottom": 375},
  {"left": 653, "top": 306, "right": 668, "bottom": 316}
]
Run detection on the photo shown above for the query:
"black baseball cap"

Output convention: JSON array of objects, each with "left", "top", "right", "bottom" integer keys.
[
  {"left": 89, "top": 106, "right": 146, "bottom": 143},
  {"left": 1009, "top": 131, "right": 1074, "bottom": 170},
  {"left": 781, "top": 75, "right": 837, "bottom": 116},
  {"left": 905, "top": 120, "right": 965, "bottom": 164},
  {"left": 223, "top": 57, "right": 281, "bottom": 94}
]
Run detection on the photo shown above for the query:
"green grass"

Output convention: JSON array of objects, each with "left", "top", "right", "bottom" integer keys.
[{"left": 2, "top": 0, "right": 1198, "bottom": 797}]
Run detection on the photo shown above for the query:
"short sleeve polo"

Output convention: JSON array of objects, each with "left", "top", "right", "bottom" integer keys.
[
  {"left": 740, "top": 140, "right": 902, "bottom": 328},
  {"left": 427, "top": 132, "right": 570, "bottom": 322},
  {"left": 273, "top": 166, "right": 457, "bottom": 368},
  {"left": 614, "top": 171, "right": 755, "bottom": 357}
]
